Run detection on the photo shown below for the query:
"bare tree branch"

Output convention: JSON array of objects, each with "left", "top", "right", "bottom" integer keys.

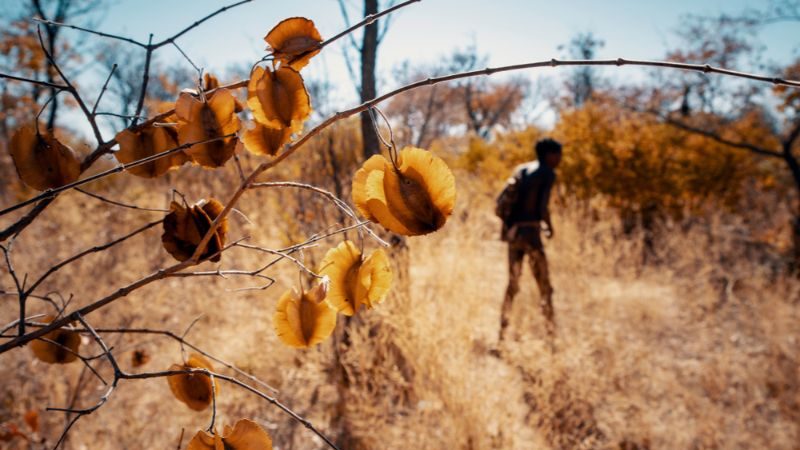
[
  {"left": 656, "top": 112, "right": 783, "bottom": 158},
  {"left": 0, "top": 134, "right": 235, "bottom": 217}
]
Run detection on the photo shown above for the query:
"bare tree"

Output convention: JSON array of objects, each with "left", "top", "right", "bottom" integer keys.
[
  {"left": 639, "top": 3, "right": 800, "bottom": 268},
  {"left": 337, "top": 0, "right": 398, "bottom": 159},
  {"left": 558, "top": 32, "right": 605, "bottom": 107},
  {"left": 30, "top": 0, "right": 104, "bottom": 128},
  {"left": 387, "top": 46, "right": 529, "bottom": 143}
]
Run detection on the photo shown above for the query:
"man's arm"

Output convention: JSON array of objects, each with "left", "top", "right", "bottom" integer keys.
[{"left": 538, "top": 172, "right": 556, "bottom": 238}]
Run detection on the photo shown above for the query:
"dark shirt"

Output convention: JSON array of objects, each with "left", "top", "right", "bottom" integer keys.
[{"left": 506, "top": 160, "right": 556, "bottom": 224}]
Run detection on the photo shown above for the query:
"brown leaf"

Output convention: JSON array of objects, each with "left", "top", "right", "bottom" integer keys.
[
  {"left": 115, "top": 125, "right": 188, "bottom": 178},
  {"left": 247, "top": 66, "right": 310, "bottom": 134},
  {"left": 29, "top": 315, "right": 81, "bottom": 364},
  {"left": 9, "top": 125, "right": 80, "bottom": 191},
  {"left": 265, "top": 17, "right": 323, "bottom": 71},
  {"left": 175, "top": 89, "right": 241, "bottom": 168}
]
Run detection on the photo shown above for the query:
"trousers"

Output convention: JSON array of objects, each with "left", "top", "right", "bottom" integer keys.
[{"left": 499, "top": 237, "right": 554, "bottom": 340}]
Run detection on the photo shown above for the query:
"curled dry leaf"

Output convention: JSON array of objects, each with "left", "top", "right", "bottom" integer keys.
[
  {"left": 352, "top": 147, "right": 457, "bottom": 236},
  {"left": 247, "top": 66, "right": 310, "bottom": 134},
  {"left": 9, "top": 125, "right": 80, "bottom": 191},
  {"left": 265, "top": 17, "right": 323, "bottom": 71},
  {"left": 273, "top": 282, "right": 336, "bottom": 348},
  {"left": 187, "top": 418, "right": 273, "bottom": 450},
  {"left": 29, "top": 315, "right": 81, "bottom": 364},
  {"left": 115, "top": 125, "right": 189, "bottom": 178},
  {"left": 167, "top": 353, "right": 219, "bottom": 411},
  {"left": 161, "top": 198, "right": 229, "bottom": 262},
  {"left": 241, "top": 122, "right": 292, "bottom": 157},
  {"left": 175, "top": 89, "right": 241, "bottom": 168},
  {"left": 320, "top": 240, "right": 392, "bottom": 316}
]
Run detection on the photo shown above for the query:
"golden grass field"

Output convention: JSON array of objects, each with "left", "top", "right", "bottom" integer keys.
[{"left": 1, "top": 148, "right": 799, "bottom": 449}]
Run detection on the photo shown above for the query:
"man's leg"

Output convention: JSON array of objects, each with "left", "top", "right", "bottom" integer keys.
[
  {"left": 529, "top": 248, "right": 555, "bottom": 331},
  {"left": 499, "top": 244, "right": 525, "bottom": 341}
]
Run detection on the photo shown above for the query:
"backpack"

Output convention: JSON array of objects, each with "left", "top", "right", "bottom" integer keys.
[{"left": 495, "top": 164, "right": 531, "bottom": 223}]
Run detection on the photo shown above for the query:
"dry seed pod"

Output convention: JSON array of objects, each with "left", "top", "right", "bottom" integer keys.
[
  {"left": 187, "top": 418, "right": 273, "bottom": 450},
  {"left": 202, "top": 73, "right": 244, "bottom": 112},
  {"left": 115, "top": 125, "right": 188, "bottom": 178},
  {"left": 9, "top": 125, "right": 80, "bottom": 191},
  {"left": 167, "top": 353, "right": 219, "bottom": 411},
  {"left": 265, "top": 17, "right": 323, "bottom": 71},
  {"left": 247, "top": 66, "right": 310, "bottom": 134},
  {"left": 241, "top": 122, "right": 292, "bottom": 157},
  {"left": 29, "top": 316, "right": 81, "bottom": 364},
  {"left": 161, "top": 198, "right": 229, "bottom": 262},
  {"left": 352, "top": 147, "right": 456, "bottom": 236},
  {"left": 273, "top": 282, "right": 336, "bottom": 348},
  {"left": 319, "top": 240, "right": 392, "bottom": 316},
  {"left": 175, "top": 89, "right": 240, "bottom": 168}
]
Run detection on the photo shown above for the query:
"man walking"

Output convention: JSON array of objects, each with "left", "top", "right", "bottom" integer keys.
[{"left": 496, "top": 138, "right": 562, "bottom": 341}]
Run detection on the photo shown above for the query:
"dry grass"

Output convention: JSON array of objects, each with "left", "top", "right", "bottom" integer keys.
[{"left": 1, "top": 156, "right": 799, "bottom": 450}]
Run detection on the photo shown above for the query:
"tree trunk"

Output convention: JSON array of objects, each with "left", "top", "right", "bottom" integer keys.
[
  {"left": 359, "top": 0, "right": 380, "bottom": 159},
  {"left": 783, "top": 152, "right": 800, "bottom": 272}
]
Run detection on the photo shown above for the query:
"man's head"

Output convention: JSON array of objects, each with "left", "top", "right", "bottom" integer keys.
[{"left": 535, "top": 138, "right": 562, "bottom": 169}]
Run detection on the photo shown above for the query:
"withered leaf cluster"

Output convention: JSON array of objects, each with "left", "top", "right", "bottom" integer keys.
[{"left": 162, "top": 198, "right": 228, "bottom": 262}]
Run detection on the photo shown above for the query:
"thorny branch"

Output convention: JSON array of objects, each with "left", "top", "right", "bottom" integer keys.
[
  {"left": 2, "top": 55, "right": 799, "bottom": 221},
  {"left": 2, "top": 0, "right": 800, "bottom": 448},
  {"left": 0, "top": 134, "right": 236, "bottom": 217},
  {"left": 31, "top": 313, "right": 340, "bottom": 449},
  {"left": 0, "top": 0, "right": 257, "bottom": 241}
]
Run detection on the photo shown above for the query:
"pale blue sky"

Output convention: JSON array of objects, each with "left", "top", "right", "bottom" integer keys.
[
  {"left": 2, "top": 0, "right": 797, "bottom": 130},
  {"left": 97, "top": 0, "right": 797, "bottom": 108}
]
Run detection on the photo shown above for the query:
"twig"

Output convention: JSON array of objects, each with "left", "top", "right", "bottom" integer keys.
[
  {"left": 88, "top": 326, "right": 280, "bottom": 395},
  {"left": 0, "top": 72, "right": 68, "bottom": 90},
  {"left": 123, "top": 368, "right": 339, "bottom": 450},
  {"left": 36, "top": 25, "right": 105, "bottom": 146},
  {"left": 35, "top": 336, "right": 108, "bottom": 385},
  {"left": 0, "top": 313, "right": 45, "bottom": 336},
  {"left": 249, "top": 181, "right": 389, "bottom": 246},
  {"left": 150, "top": 0, "right": 254, "bottom": 49},
  {"left": 0, "top": 236, "right": 244, "bottom": 354},
  {"left": 235, "top": 243, "right": 322, "bottom": 278},
  {"left": 25, "top": 220, "right": 163, "bottom": 296},
  {"left": 36, "top": 316, "right": 337, "bottom": 447},
  {"left": 33, "top": 18, "right": 147, "bottom": 48},
  {"left": 75, "top": 188, "right": 169, "bottom": 212},
  {"left": 133, "top": 34, "right": 154, "bottom": 126},
  {"left": 0, "top": 134, "right": 234, "bottom": 217},
  {"left": 655, "top": 112, "right": 783, "bottom": 158},
  {"left": 172, "top": 41, "right": 202, "bottom": 75},
  {"left": 207, "top": 373, "right": 217, "bottom": 432},
  {"left": 1, "top": 242, "right": 25, "bottom": 336},
  {"left": 323, "top": 0, "right": 418, "bottom": 52},
  {"left": 46, "top": 315, "right": 121, "bottom": 450},
  {"left": 91, "top": 64, "right": 117, "bottom": 116},
  {"left": 176, "top": 429, "right": 185, "bottom": 450}
]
